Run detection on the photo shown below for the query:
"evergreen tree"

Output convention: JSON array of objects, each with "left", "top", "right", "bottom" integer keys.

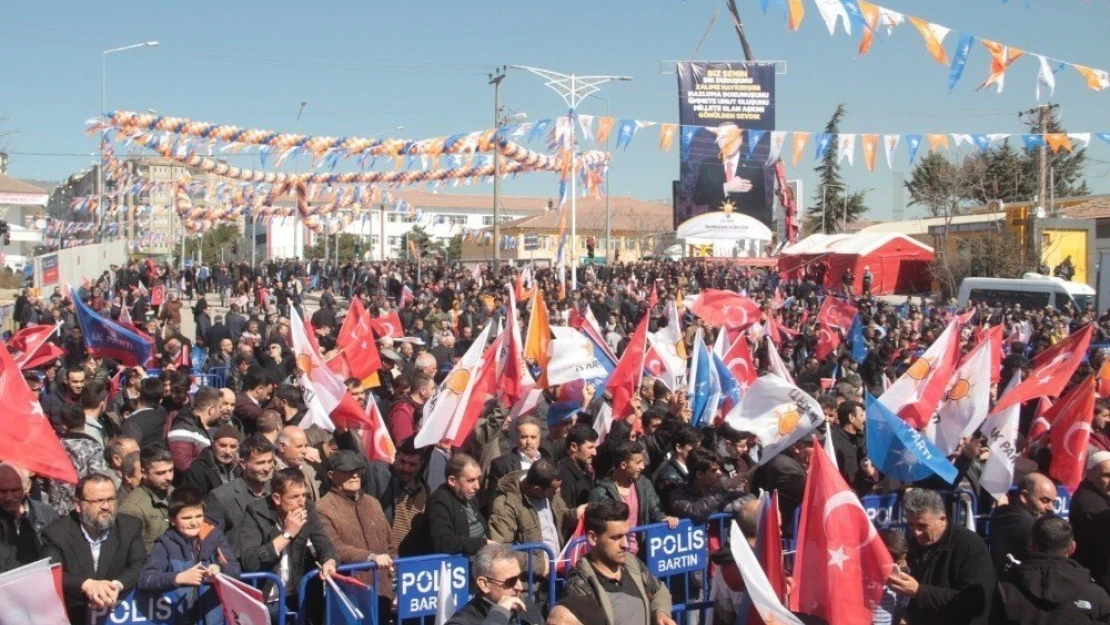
[
  {"left": 804, "top": 104, "right": 871, "bottom": 233},
  {"left": 1021, "top": 109, "right": 1090, "bottom": 202},
  {"left": 905, "top": 152, "right": 970, "bottom": 218}
]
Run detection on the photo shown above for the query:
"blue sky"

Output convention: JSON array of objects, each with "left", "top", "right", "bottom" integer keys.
[{"left": 1, "top": 0, "right": 1108, "bottom": 221}]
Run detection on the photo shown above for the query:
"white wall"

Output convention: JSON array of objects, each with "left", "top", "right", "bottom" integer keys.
[{"left": 34, "top": 241, "right": 129, "bottom": 290}]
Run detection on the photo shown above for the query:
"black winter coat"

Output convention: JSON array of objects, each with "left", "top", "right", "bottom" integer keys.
[
  {"left": 991, "top": 552, "right": 1110, "bottom": 625},
  {"left": 907, "top": 523, "right": 996, "bottom": 625},
  {"left": 1070, "top": 479, "right": 1110, "bottom": 592}
]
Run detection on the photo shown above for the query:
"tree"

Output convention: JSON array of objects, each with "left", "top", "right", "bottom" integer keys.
[
  {"left": 804, "top": 104, "right": 871, "bottom": 234},
  {"left": 305, "top": 233, "right": 365, "bottom": 262},
  {"left": 183, "top": 224, "right": 243, "bottom": 263},
  {"left": 402, "top": 225, "right": 444, "bottom": 261}
]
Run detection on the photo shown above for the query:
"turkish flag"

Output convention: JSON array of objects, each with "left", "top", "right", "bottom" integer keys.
[
  {"left": 975, "top": 325, "right": 1004, "bottom": 384},
  {"left": 790, "top": 437, "right": 893, "bottom": 624},
  {"left": 690, "top": 289, "right": 761, "bottom": 329},
  {"left": 0, "top": 341, "right": 78, "bottom": 484},
  {"left": 498, "top": 287, "right": 531, "bottom": 409},
  {"left": 643, "top": 343, "right": 668, "bottom": 379},
  {"left": 765, "top": 313, "right": 800, "bottom": 348},
  {"left": 213, "top": 573, "right": 267, "bottom": 625},
  {"left": 1048, "top": 376, "right": 1095, "bottom": 493},
  {"left": 815, "top": 321, "right": 842, "bottom": 361},
  {"left": 360, "top": 400, "right": 396, "bottom": 463},
  {"left": 757, "top": 491, "right": 788, "bottom": 603},
  {"left": 1028, "top": 396, "right": 1054, "bottom": 442},
  {"left": 338, "top": 297, "right": 382, "bottom": 380},
  {"left": 993, "top": 324, "right": 1093, "bottom": 414},
  {"left": 609, "top": 311, "right": 650, "bottom": 420},
  {"left": 7, "top": 324, "right": 64, "bottom": 371},
  {"left": 290, "top": 308, "right": 374, "bottom": 431},
  {"left": 817, "top": 297, "right": 858, "bottom": 333},
  {"left": 721, "top": 335, "right": 756, "bottom": 388},
  {"left": 369, "top": 311, "right": 403, "bottom": 339}
]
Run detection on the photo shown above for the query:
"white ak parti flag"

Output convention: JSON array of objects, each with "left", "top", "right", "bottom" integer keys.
[{"left": 725, "top": 374, "right": 824, "bottom": 465}]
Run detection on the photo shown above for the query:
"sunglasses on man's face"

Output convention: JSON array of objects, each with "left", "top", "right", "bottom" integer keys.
[{"left": 482, "top": 574, "right": 522, "bottom": 588}]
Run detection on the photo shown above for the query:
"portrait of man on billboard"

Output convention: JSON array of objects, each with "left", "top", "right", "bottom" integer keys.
[{"left": 690, "top": 122, "right": 771, "bottom": 226}]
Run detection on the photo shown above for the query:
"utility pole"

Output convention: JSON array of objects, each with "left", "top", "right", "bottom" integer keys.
[
  {"left": 489, "top": 66, "right": 507, "bottom": 266},
  {"left": 1020, "top": 103, "right": 1058, "bottom": 270}
]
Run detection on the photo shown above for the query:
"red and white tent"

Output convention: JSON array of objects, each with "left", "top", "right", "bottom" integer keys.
[{"left": 780, "top": 233, "right": 934, "bottom": 295}]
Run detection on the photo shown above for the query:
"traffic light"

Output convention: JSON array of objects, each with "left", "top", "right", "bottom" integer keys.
[
  {"left": 586, "top": 236, "right": 596, "bottom": 260},
  {"left": 0, "top": 221, "right": 10, "bottom": 246}
]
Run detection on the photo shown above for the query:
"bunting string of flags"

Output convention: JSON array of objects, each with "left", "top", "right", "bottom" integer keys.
[
  {"left": 570, "top": 115, "right": 1109, "bottom": 172},
  {"left": 745, "top": 0, "right": 1109, "bottom": 95}
]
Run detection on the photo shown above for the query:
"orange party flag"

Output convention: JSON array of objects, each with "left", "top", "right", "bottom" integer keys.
[
  {"left": 524, "top": 289, "right": 553, "bottom": 386},
  {"left": 909, "top": 17, "right": 950, "bottom": 65},
  {"left": 927, "top": 133, "right": 950, "bottom": 153},
  {"left": 1075, "top": 65, "right": 1110, "bottom": 91},
  {"left": 858, "top": 2, "right": 881, "bottom": 55},
  {"left": 861, "top": 134, "right": 879, "bottom": 172},
  {"left": 787, "top": 0, "right": 805, "bottom": 32},
  {"left": 659, "top": 124, "right": 678, "bottom": 152},
  {"left": 1045, "top": 134, "right": 1074, "bottom": 154},
  {"left": 791, "top": 132, "right": 811, "bottom": 167},
  {"left": 596, "top": 117, "right": 616, "bottom": 144},
  {"left": 979, "top": 40, "right": 1024, "bottom": 93}
]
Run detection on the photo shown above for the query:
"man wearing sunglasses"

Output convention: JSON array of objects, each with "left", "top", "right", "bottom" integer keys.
[{"left": 446, "top": 543, "right": 543, "bottom": 625}]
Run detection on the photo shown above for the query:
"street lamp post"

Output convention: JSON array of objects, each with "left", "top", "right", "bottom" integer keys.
[
  {"left": 100, "top": 41, "right": 158, "bottom": 242},
  {"left": 586, "top": 94, "right": 613, "bottom": 263},
  {"left": 511, "top": 65, "right": 631, "bottom": 289}
]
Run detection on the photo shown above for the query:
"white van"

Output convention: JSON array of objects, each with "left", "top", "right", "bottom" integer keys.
[{"left": 957, "top": 274, "right": 1096, "bottom": 311}]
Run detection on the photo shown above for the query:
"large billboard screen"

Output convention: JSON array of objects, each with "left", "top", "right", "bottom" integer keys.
[{"left": 675, "top": 62, "right": 776, "bottom": 229}]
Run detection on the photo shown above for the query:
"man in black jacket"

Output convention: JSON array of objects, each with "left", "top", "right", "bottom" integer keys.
[
  {"left": 205, "top": 434, "right": 274, "bottom": 558},
  {"left": 484, "top": 418, "right": 548, "bottom": 503},
  {"left": 668, "top": 448, "right": 749, "bottom": 523},
  {"left": 446, "top": 543, "right": 543, "bottom": 625},
  {"left": 888, "top": 488, "right": 995, "bottom": 625},
  {"left": 239, "top": 468, "right": 337, "bottom": 602},
  {"left": 119, "top": 377, "right": 168, "bottom": 449},
  {"left": 181, "top": 425, "right": 242, "bottom": 496},
  {"left": 0, "top": 463, "right": 60, "bottom": 565},
  {"left": 558, "top": 424, "right": 598, "bottom": 510},
  {"left": 1070, "top": 451, "right": 1110, "bottom": 592},
  {"left": 750, "top": 438, "right": 813, "bottom": 539},
  {"left": 830, "top": 400, "right": 878, "bottom": 495},
  {"left": 41, "top": 474, "right": 147, "bottom": 625},
  {"left": 414, "top": 453, "right": 489, "bottom": 557},
  {"left": 986, "top": 471, "right": 1057, "bottom": 574},
  {"left": 992, "top": 516, "right": 1110, "bottom": 624}
]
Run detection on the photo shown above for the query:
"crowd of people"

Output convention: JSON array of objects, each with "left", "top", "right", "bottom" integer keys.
[{"left": 1, "top": 255, "right": 1110, "bottom": 625}]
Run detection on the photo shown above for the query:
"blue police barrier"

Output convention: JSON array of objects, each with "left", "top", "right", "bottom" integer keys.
[
  {"left": 87, "top": 589, "right": 194, "bottom": 625},
  {"left": 860, "top": 488, "right": 979, "bottom": 530},
  {"left": 394, "top": 554, "right": 469, "bottom": 624},
  {"left": 208, "top": 367, "right": 231, "bottom": 388},
  {"left": 193, "top": 374, "right": 223, "bottom": 389},
  {"left": 511, "top": 542, "right": 558, "bottom": 607},
  {"left": 1054, "top": 484, "right": 1072, "bottom": 520},
  {"left": 320, "top": 562, "right": 381, "bottom": 625},
  {"left": 241, "top": 572, "right": 288, "bottom": 625},
  {"left": 643, "top": 520, "right": 708, "bottom": 577},
  {"left": 87, "top": 572, "right": 284, "bottom": 625}
]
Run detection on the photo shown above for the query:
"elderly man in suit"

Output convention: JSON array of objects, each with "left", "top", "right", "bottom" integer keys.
[{"left": 41, "top": 473, "right": 146, "bottom": 625}]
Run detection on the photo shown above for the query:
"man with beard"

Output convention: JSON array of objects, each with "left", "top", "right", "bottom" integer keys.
[
  {"left": 181, "top": 426, "right": 243, "bottom": 497},
  {"left": 42, "top": 474, "right": 146, "bottom": 625},
  {"left": 119, "top": 445, "right": 175, "bottom": 552},
  {"left": 205, "top": 435, "right": 276, "bottom": 558},
  {"left": 986, "top": 472, "right": 1057, "bottom": 574}
]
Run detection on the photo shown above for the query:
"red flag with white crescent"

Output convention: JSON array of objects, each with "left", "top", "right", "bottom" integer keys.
[
  {"left": 1048, "top": 376, "right": 1095, "bottom": 493},
  {"left": 360, "top": 400, "right": 396, "bottom": 463}
]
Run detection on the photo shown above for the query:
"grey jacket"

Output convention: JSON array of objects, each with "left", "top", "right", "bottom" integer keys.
[
  {"left": 589, "top": 476, "right": 666, "bottom": 526},
  {"left": 564, "top": 555, "right": 672, "bottom": 625}
]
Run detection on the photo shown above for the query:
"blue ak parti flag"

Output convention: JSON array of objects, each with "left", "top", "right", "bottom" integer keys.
[
  {"left": 711, "top": 348, "right": 742, "bottom": 416},
  {"left": 849, "top": 315, "right": 868, "bottom": 362},
  {"left": 688, "top": 330, "right": 721, "bottom": 428},
  {"left": 70, "top": 287, "right": 152, "bottom": 367},
  {"left": 866, "top": 394, "right": 958, "bottom": 484}
]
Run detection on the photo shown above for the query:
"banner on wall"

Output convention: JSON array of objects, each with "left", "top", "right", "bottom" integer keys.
[
  {"left": 676, "top": 62, "right": 776, "bottom": 230},
  {"left": 40, "top": 254, "right": 58, "bottom": 286}
]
